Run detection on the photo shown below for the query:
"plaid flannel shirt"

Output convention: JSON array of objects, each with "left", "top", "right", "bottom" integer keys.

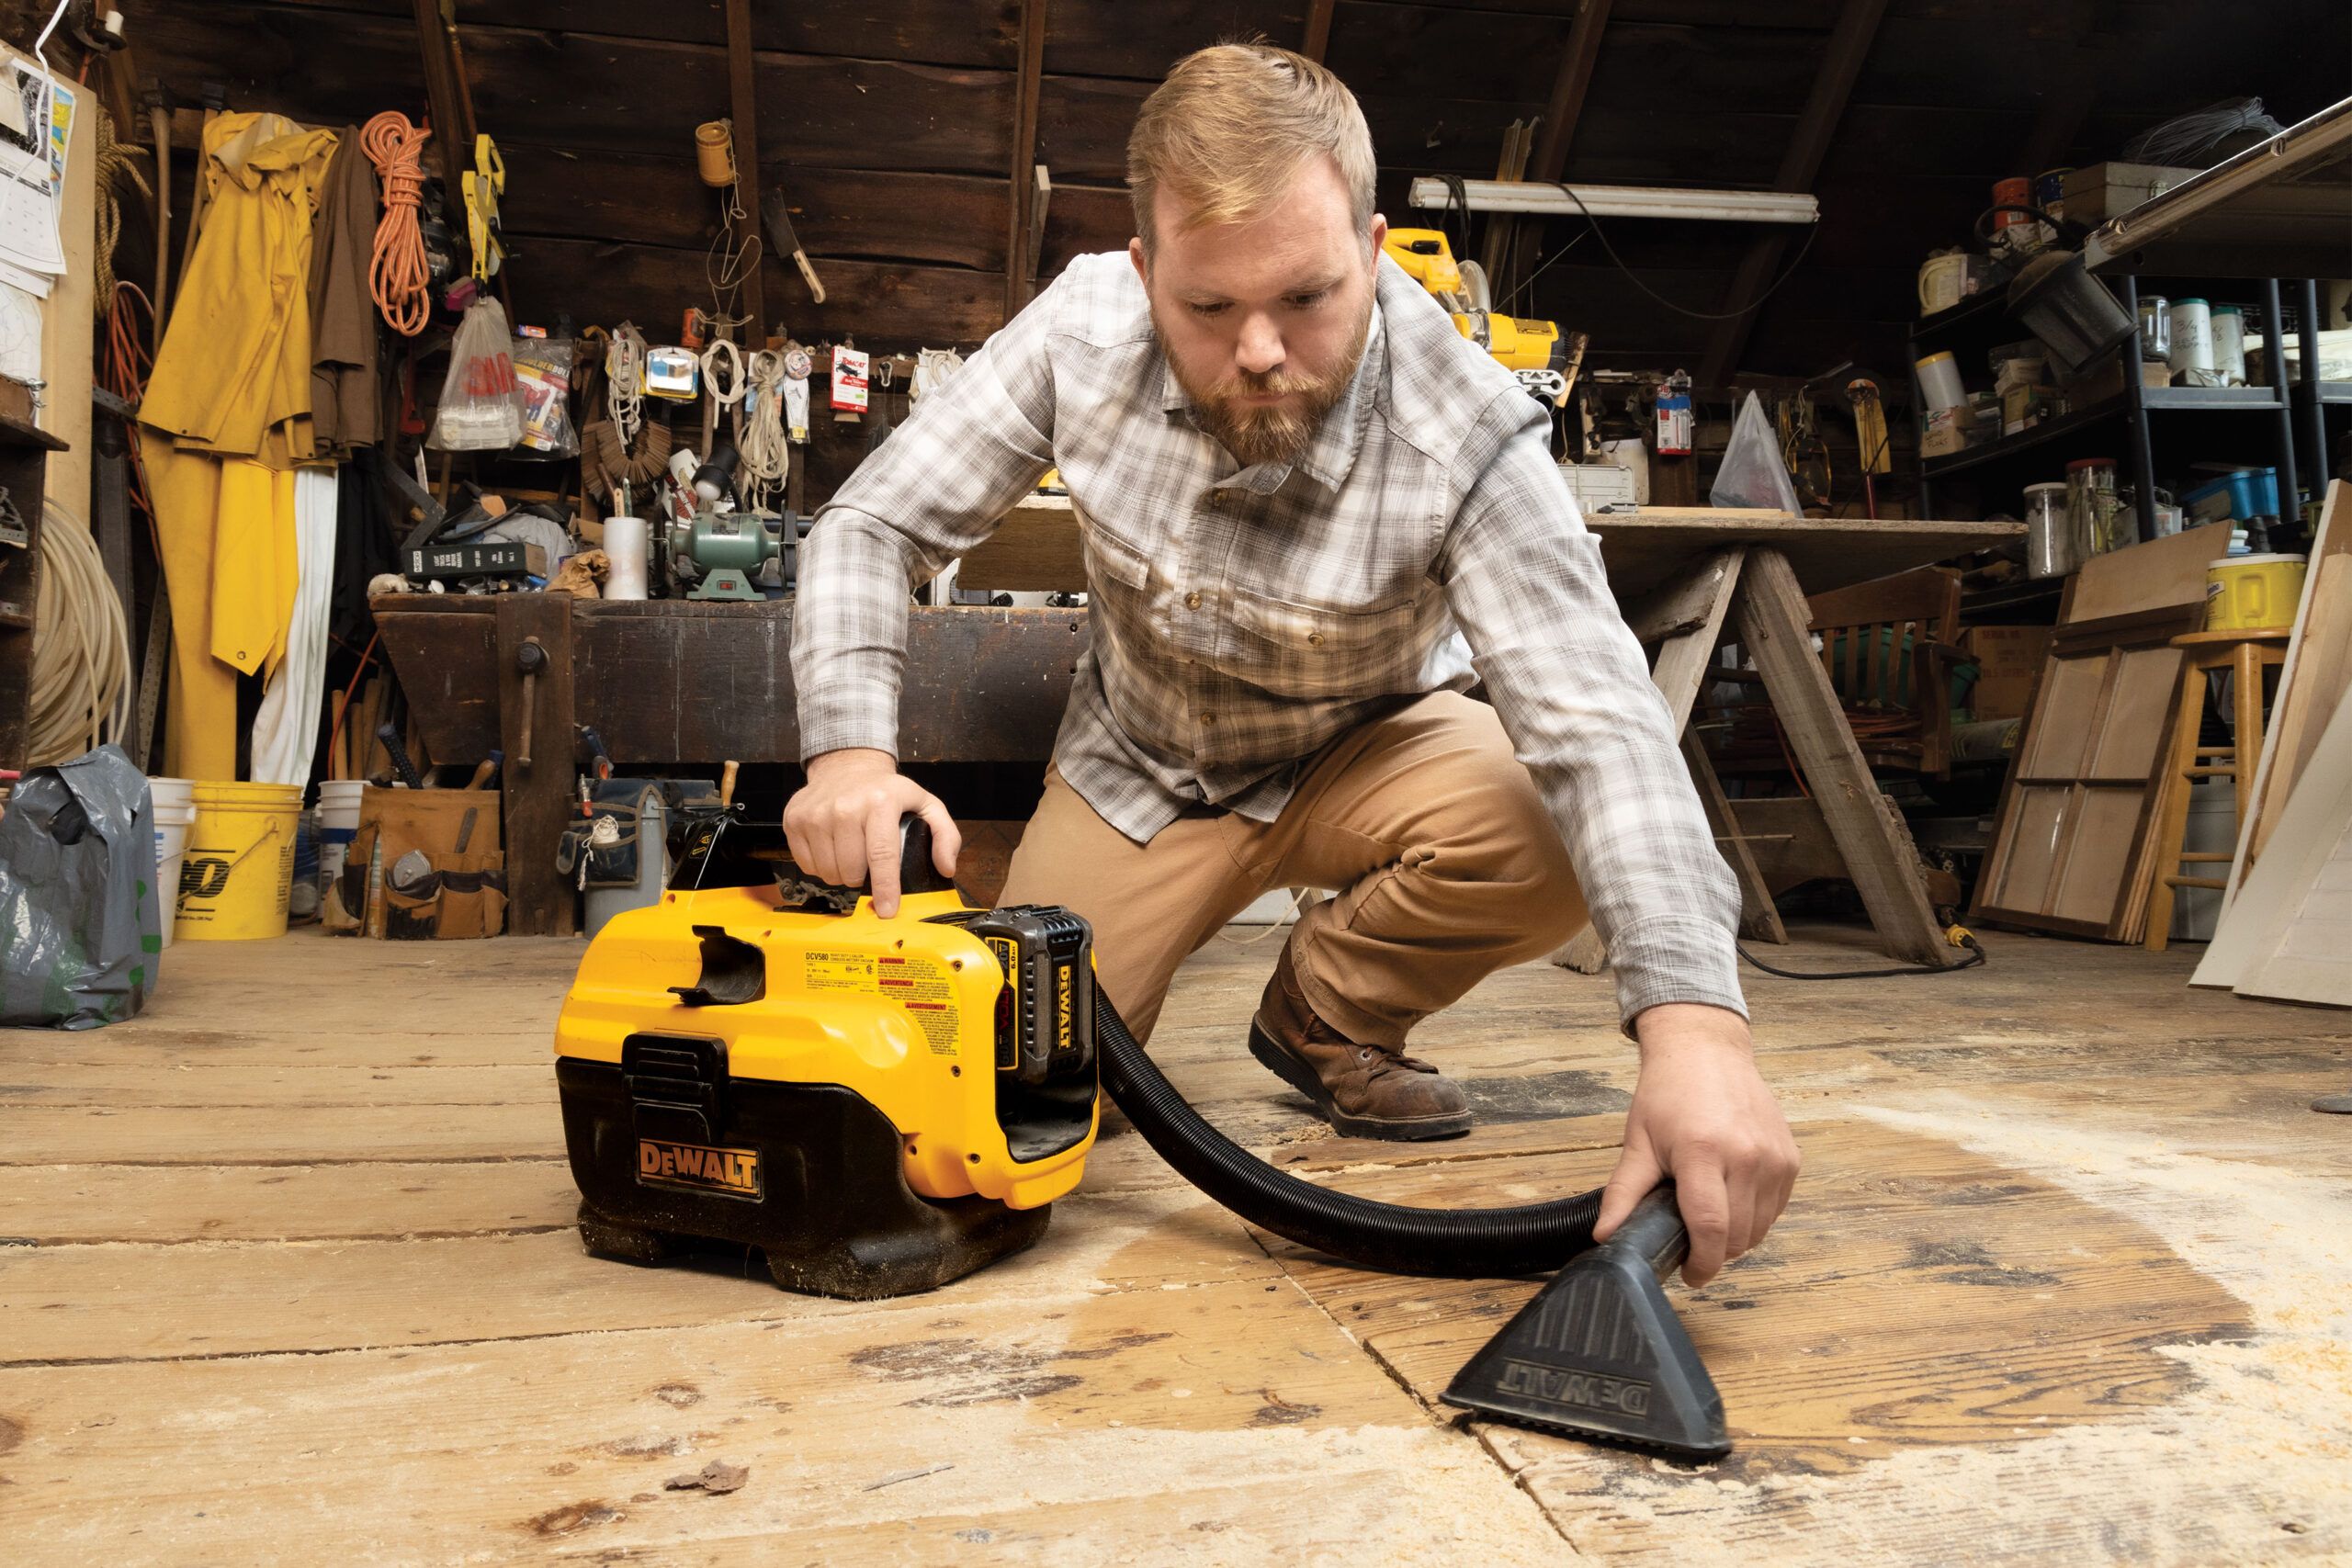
[{"left": 793, "top": 252, "right": 1745, "bottom": 1027}]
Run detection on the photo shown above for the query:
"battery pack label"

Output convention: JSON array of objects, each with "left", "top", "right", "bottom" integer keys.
[{"left": 638, "top": 1137, "right": 762, "bottom": 1199}]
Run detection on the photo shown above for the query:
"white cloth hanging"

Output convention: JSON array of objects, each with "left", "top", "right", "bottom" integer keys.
[{"left": 249, "top": 466, "right": 340, "bottom": 785}]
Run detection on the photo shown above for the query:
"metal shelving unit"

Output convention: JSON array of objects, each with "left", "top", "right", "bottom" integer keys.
[{"left": 1912, "top": 274, "right": 2306, "bottom": 544}]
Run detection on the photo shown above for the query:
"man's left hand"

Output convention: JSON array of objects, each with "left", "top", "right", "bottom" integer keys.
[{"left": 1591, "top": 1002, "right": 1799, "bottom": 1286}]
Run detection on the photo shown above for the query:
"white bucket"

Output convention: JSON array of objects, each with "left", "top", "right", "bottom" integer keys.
[
  {"left": 317, "top": 779, "right": 368, "bottom": 903},
  {"left": 148, "top": 775, "right": 197, "bottom": 950}
]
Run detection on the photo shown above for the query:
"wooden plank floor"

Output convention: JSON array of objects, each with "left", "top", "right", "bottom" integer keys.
[{"left": 3, "top": 921, "right": 2348, "bottom": 1564}]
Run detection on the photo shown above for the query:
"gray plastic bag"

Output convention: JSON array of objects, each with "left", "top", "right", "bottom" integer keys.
[{"left": 0, "top": 745, "right": 164, "bottom": 1028}]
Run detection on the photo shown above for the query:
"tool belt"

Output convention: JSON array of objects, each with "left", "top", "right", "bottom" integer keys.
[{"left": 326, "top": 786, "right": 506, "bottom": 940}]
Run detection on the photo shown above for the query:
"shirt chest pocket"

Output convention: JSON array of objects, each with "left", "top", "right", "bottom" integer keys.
[{"left": 1221, "top": 584, "right": 1425, "bottom": 699}]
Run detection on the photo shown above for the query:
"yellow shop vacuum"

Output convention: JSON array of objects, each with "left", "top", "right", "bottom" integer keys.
[{"left": 554, "top": 813, "right": 1736, "bottom": 1459}]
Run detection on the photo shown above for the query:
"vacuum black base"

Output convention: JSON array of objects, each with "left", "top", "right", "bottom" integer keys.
[{"left": 558, "top": 1056, "right": 1051, "bottom": 1301}]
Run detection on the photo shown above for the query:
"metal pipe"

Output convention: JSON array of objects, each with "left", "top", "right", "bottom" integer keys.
[
  {"left": 2085, "top": 96, "right": 2352, "bottom": 271},
  {"left": 2266, "top": 278, "right": 2301, "bottom": 539},
  {"left": 1408, "top": 177, "right": 1819, "bottom": 224}
]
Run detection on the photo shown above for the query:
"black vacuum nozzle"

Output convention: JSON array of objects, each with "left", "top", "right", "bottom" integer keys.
[{"left": 1441, "top": 1185, "right": 1730, "bottom": 1460}]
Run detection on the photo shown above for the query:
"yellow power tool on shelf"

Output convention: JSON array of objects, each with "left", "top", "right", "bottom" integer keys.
[{"left": 1384, "top": 228, "right": 1571, "bottom": 401}]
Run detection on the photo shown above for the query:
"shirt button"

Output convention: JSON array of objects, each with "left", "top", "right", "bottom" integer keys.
[
  {"left": 1306, "top": 631, "right": 1324, "bottom": 647},
  {"left": 1184, "top": 591, "right": 1202, "bottom": 611},
  {"left": 1201, "top": 712, "right": 1216, "bottom": 726}
]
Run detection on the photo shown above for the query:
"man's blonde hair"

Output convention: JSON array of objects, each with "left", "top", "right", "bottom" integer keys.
[{"left": 1126, "top": 43, "right": 1377, "bottom": 257}]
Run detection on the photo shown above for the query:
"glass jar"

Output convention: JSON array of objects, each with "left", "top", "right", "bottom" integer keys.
[
  {"left": 2138, "top": 294, "right": 2170, "bottom": 364},
  {"left": 2067, "top": 457, "right": 2125, "bottom": 556},
  {"left": 2023, "top": 481, "right": 2077, "bottom": 577}
]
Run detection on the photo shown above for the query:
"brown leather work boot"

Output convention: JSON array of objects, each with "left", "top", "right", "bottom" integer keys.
[{"left": 1248, "top": 942, "right": 1472, "bottom": 1140}]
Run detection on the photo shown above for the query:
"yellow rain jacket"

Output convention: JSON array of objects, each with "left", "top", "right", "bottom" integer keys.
[{"left": 138, "top": 113, "right": 338, "bottom": 779}]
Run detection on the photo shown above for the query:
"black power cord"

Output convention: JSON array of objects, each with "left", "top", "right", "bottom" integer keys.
[{"left": 1737, "top": 931, "right": 1986, "bottom": 981}]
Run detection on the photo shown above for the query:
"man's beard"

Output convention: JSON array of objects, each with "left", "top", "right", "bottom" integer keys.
[{"left": 1159, "top": 300, "right": 1372, "bottom": 469}]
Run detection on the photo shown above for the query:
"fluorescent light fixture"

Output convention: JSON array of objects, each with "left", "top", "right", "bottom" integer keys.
[{"left": 1408, "top": 178, "right": 1819, "bottom": 224}]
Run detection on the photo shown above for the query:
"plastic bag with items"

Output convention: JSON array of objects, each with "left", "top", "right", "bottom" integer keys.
[{"left": 0, "top": 745, "right": 163, "bottom": 1028}]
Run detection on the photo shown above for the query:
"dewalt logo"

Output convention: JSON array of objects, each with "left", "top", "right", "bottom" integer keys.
[
  {"left": 1495, "top": 1359, "right": 1652, "bottom": 1417},
  {"left": 638, "top": 1137, "right": 762, "bottom": 1198},
  {"left": 1055, "top": 963, "right": 1072, "bottom": 1054}
]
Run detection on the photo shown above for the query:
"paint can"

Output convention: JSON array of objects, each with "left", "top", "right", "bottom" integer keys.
[{"left": 2034, "top": 166, "right": 2071, "bottom": 244}]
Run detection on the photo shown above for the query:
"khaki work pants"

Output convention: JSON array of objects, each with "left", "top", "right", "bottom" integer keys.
[{"left": 998, "top": 693, "right": 1588, "bottom": 1045}]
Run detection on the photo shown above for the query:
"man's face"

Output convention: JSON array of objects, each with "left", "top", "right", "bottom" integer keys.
[{"left": 1131, "top": 154, "right": 1385, "bottom": 468}]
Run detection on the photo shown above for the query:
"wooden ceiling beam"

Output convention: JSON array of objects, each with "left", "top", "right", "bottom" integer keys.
[
  {"left": 1003, "top": 0, "right": 1048, "bottom": 320},
  {"left": 1303, "top": 0, "right": 1336, "bottom": 64},
  {"left": 1491, "top": 0, "right": 1612, "bottom": 303},
  {"left": 1699, "top": 0, "right": 1886, "bottom": 386},
  {"left": 1530, "top": 0, "right": 1613, "bottom": 185}
]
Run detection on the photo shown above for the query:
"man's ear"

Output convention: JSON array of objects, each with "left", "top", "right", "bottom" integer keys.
[
  {"left": 1128, "top": 236, "right": 1148, "bottom": 288},
  {"left": 1368, "top": 213, "right": 1388, "bottom": 268}
]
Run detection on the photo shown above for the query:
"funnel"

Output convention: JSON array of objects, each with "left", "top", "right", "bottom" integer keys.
[{"left": 1442, "top": 1185, "right": 1729, "bottom": 1460}]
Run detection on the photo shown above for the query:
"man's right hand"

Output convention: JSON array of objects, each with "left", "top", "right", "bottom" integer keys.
[{"left": 782, "top": 749, "right": 961, "bottom": 918}]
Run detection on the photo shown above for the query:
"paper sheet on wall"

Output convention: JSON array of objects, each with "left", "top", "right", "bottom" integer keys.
[{"left": 0, "top": 61, "right": 74, "bottom": 285}]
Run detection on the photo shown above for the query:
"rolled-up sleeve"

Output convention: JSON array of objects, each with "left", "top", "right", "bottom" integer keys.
[
  {"left": 1434, "top": 390, "right": 1746, "bottom": 1032},
  {"left": 789, "top": 276, "right": 1065, "bottom": 759}
]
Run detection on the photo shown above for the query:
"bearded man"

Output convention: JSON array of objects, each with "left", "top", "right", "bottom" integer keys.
[{"left": 786, "top": 43, "right": 1797, "bottom": 1280}]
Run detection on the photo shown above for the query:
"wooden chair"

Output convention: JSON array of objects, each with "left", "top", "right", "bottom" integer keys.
[{"left": 1708, "top": 565, "right": 1970, "bottom": 781}]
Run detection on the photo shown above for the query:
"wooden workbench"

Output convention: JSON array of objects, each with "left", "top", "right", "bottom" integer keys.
[{"left": 370, "top": 510, "right": 2022, "bottom": 951}]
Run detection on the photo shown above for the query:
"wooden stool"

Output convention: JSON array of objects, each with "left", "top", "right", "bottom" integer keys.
[{"left": 2143, "top": 628, "right": 2290, "bottom": 952}]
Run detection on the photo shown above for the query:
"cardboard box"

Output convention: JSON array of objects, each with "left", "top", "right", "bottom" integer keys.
[{"left": 1962, "top": 626, "right": 2055, "bottom": 720}]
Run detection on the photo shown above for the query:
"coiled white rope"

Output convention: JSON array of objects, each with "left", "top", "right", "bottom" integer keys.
[
  {"left": 28, "top": 500, "right": 131, "bottom": 764},
  {"left": 606, "top": 321, "right": 647, "bottom": 445},
  {"left": 739, "top": 348, "right": 790, "bottom": 509},
  {"left": 699, "top": 334, "right": 748, "bottom": 411}
]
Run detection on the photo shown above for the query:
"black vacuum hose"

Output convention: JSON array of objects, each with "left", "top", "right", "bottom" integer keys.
[{"left": 1094, "top": 989, "right": 1606, "bottom": 1278}]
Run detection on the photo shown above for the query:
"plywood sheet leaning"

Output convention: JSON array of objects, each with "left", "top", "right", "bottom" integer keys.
[
  {"left": 2199, "top": 696, "right": 2352, "bottom": 1006},
  {"left": 1971, "top": 529, "right": 2224, "bottom": 941},
  {"left": 2222, "top": 480, "right": 2350, "bottom": 904}
]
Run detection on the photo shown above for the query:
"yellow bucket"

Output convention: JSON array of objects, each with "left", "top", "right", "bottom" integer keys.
[
  {"left": 178, "top": 782, "right": 302, "bottom": 941},
  {"left": 2204, "top": 554, "right": 2307, "bottom": 631}
]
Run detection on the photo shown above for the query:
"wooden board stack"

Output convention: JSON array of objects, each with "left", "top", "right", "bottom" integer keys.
[{"left": 2194, "top": 481, "right": 2352, "bottom": 1007}]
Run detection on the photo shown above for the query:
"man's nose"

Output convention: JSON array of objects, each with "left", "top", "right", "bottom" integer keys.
[{"left": 1234, "top": 313, "right": 1284, "bottom": 378}]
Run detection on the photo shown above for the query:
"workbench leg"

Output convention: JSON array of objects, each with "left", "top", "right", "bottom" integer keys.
[
  {"left": 1551, "top": 548, "right": 1747, "bottom": 975},
  {"left": 1734, "top": 547, "right": 1958, "bottom": 966},
  {"left": 1683, "top": 729, "right": 1788, "bottom": 944},
  {"left": 496, "top": 593, "right": 578, "bottom": 937}
]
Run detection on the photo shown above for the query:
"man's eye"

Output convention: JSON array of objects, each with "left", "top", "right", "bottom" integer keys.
[
  {"left": 1188, "top": 301, "right": 1230, "bottom": 318},
  {"left": 1286, "top": 291, "right": 1329, "bottom": 309}
]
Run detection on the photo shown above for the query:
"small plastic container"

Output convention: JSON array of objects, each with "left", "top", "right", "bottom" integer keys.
[
  {"left": 2210, "top": 303, "right": 2247, "bottom": 387},
  {"left": 1915, "top": 351, "right": 1967, "bottom": 416},
  {"left": 2023, "top": 481, "right": 2078, "bottom": 578},
  {"left": 2167, "top": 298, "right": 2215, "bottom": 385}
]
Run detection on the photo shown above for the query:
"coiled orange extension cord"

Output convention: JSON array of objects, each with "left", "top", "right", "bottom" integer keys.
[{"left": 362, "top": 111, "right": 433, "bottom": 337}]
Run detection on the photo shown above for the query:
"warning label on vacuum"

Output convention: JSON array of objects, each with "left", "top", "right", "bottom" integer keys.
[
  {"left": 638, "top": 1137, "right": 762, "bottom": 1199},
  {"left": 878, "top": 953, "right": 960, "bottom": 1055}
]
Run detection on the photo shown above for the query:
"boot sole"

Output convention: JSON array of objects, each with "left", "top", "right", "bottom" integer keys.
[{"left": 1248, "top": 1022, "right": 1473, "bottom": 1142}]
